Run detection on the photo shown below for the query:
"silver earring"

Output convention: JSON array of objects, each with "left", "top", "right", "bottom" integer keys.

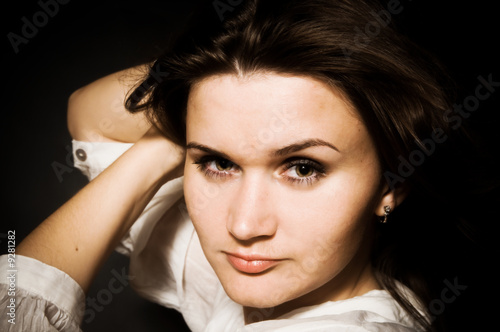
[{"left": 381, "top": 205, "right": 391, "bottom": 223}]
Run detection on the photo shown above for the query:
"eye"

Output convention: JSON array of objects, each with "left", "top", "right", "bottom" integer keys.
[
  {"left": 214, "top": 158, "right": 234, "bottom": 171},
  {"left": 193, "top": 155, "right": 237, "bottom": 179},
  {"left": 295, "top": 164, "right": 314, "bottom": 177},
  {"left": 282, "top": 158, "right": 326, "bottom": 185}
]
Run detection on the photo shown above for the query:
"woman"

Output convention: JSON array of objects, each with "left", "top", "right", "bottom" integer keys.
[{"left": 0, "top": 0, "right": 492, "bottom": 331}]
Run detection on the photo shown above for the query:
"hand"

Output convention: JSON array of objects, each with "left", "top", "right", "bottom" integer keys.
[
  {"left": 17, "top": 125, "right": 185, "bottom": 293},
  {"left": 135, "top": 125, "right": 186, "bottom": 184}
]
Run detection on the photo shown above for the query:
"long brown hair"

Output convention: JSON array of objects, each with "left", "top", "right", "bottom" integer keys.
[{"left": 126, "top": 0, "right": 485, "bottom": 330}]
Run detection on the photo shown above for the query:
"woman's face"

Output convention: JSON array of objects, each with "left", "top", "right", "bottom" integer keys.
[{"left": 184, "top": 73, "right": 388, "bottom": 316}]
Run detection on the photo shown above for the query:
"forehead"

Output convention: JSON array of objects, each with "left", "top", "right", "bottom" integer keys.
[{"left": 186, "top": 73, "right": 369, "bottom": 155}]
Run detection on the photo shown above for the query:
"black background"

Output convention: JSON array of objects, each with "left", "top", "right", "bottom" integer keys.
[{"left": 2, "top": 0, "right": 499, "bottom": 331}]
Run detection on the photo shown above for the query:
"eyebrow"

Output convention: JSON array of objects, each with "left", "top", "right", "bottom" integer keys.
[
  {"left": 186, "top": 138, "right": 339, "bottom": 159},
  {"left": 186, "top": 142, "right": 232, "bottom": 159},
  {"left": 273, "top": 138, "right": 340, "bottom": 157}
]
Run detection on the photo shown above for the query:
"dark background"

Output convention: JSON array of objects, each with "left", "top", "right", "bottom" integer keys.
[{"left": 2, "top": 0, "right": 499, "bottom": 331}]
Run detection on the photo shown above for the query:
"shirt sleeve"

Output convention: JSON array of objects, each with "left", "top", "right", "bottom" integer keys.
[
  {"left": 0, "top": 254, "right": 85, "bottom": 332},
  {"left": 0, "top": 140, "right": 195, "bottom": 332},
  {"left": 72, "top": 139, "right": 185, "bottom": 257},
  {"left": 72, "top": 140, "right": 193, "bottom": 312}
]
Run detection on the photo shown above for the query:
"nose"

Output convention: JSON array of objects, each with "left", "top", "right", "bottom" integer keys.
[{"left": 226, "top": 173, "right": 278, "bottom": 241}]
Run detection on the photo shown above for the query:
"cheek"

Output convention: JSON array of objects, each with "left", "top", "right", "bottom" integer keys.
[
  {"left": 183, "top": 164, "right": 381, "bottom": 307},
  {"left": 184, "top": 170, "right": 210, "bottom": 221},
  {"left": 183, "top": 169, "right": 228, "bottom": 244},
  {"left": 278, "top": 171, "right": 380, "bottom": 269},
  {"left": 185, "top": 164, "right": 380, "bottom": 248},
  {"left": 282, "top": 170, "right": 379, "bottom": 229}
]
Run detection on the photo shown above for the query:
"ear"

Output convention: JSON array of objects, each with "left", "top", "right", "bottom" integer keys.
[{"left": 375, "top": 182, "right": 410, "bottom": 217}]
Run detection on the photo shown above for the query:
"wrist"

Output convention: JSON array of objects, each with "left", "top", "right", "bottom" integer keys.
[{"left": 132, "top": 134, "right": 185, "bottom": 185}]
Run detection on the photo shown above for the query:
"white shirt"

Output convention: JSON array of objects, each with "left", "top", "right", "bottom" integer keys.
[{"left": 0, "top": 140, "right": 425, "bottom": 331}]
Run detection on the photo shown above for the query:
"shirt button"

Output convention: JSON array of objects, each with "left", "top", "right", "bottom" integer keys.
[{"left": 75, "top": 149, "right": 87, "bottom": 161}]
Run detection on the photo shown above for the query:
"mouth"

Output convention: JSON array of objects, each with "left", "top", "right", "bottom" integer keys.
[{"left": 225, "top": 252, "right": 283, "bottom": 274}]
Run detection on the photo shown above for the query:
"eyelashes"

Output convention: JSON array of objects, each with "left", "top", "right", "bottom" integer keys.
[
  {"left": 282, "top": 158, "right": 326, "bottom": 185},
  {"left": 193, "top": 156, "right": 237, "bottom": 180},
  {"left": 192, "top": 155, "right": 327, "bottom": 185}
]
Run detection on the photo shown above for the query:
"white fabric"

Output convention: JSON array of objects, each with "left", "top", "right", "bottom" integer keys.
[
  {"left": 0, "top": 255, "right": 85, "bottom": 332},
  {"left": 0, "top": 140, "right": 425, "bottom": 332}
]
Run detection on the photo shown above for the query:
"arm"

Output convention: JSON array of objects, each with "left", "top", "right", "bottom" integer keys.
[
  {"left": 17, "top": 67, "right": 183, "bottom": 293},
  {"left": 17, "top": 128, "right": 184, "bottom": 293},
  {"left": 67, "top": 65, "right": 151, "bottom": 143}
]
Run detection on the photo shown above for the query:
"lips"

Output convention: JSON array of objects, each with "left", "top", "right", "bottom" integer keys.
[{"left": 225, "top": 252, "right": 282, "bottom": 274}]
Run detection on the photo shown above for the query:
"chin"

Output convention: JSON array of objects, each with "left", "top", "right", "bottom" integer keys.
[
  {"left": 218, "top": 269, "right": 303, "bottom": 309},
  {"left": 225, "top": 286, "right": 285, "bottom": 308}
]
